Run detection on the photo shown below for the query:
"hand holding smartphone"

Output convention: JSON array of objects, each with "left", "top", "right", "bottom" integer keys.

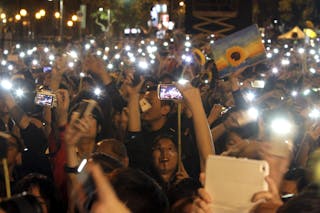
[
  {"left": 157, "top": 84, "right": 183, "bottom": 100},
  {"left": 34, "top": 90, "right": 57, "bottom": 108}
]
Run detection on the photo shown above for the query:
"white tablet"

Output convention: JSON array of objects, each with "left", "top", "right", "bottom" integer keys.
[{"left": 205, "top": 155, "right": 269, "bottom": 213}]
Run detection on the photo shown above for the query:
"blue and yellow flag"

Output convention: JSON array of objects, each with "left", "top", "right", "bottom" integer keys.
[{"left": 212, "top": 25, "right": 266, "bottom": 78}]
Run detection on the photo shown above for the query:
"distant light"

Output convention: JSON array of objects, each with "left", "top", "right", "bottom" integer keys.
[
  {"left": 54, "top": 12, "right": 60, "bottom": 19},
  {"left": 298, "top": 48, "right": 305, "bottom": 54},
  {"left": 303, "top": 89, "right": 311, "bottom": 96},
  {"left": 19, "top": 52, "right": 25, "bottom": 58},
  {"left": 178, "top": 78, "right": 189, "bottom": 85},
  {"left": 48, "top": 54, "right": 55, "bottom": 61},
  {"left": 281, "top": 58, "right": 290, "bottom": 66},
  {"left": 68, "top": 62, "right": 74, "bottom": 68},
  {"left": 99, "top": 8, "right": 103, "bottom": 12},
  {"left": 35, "top": 12, "right": 41, "bottom": 19},
  {"left": 115, "top": 54, "right": 120, "bottom": 59},
  {"left": 8, "top": 64, "right": 14, "bottom": 70},
  {"left": 291, "top": 91, "right": 298, "bottom": 97},
  {"left": 284, "top": 44, "right": 288, "bottom": 48},
  {"left": 32, "top": 59, "right": 38, "bottom": 66},
  {"left": 125, "top": 45, "right": 131, "bottom": 51},
  {"left": 67, "top": 20, "right": 73, "bottom": 27},
  {"left": 245, "top": 92, "right": 255, "bottom": 102},
  {"left": 44, "top": 47, "right": 49, "bottom": 53},
  {"left": 273, "top": 48, "right": 279, "bottom": 54},
  {"left": 247, "top": 107, "right": 259, "bottom": 120},
  {"left": 0, "top": 13, "right": 6, "bottom": 19},
  {"left": 1, "top": 79, "right": 12, "bottom": 90},
  {"left": 39, "top": 9, "right": 46, "bottom": 17},
  {"left": 15, "top": 14, "right": 21, "bottom": 21},
  {"left": 310, "top": 49, "right": 316, "bottom": 55},
  {"left": 96, "top": 50, "right": 102, "bottom": 56},
  {"left": 71, "top": 15, "right": 78, "bottom": 22},
  {"left": 20, "top": 9, "right": 27, "bottom": 17},
  {"left": 107, "top": 63, "right": 113, "bottom": 70},
  {"left": 179, "top": 1, "right": 185, "bottom": 7},
  {"left": 16, "top": 44, "right": 21, "bottom": 49},
  {"left": 271, "top": 118, "right": 292, "bottom": 135},
  {"left": 138, "top": 61, "right": 149, "bottom": 70},
  {"left": 3, "top": 50, "right": 8, "bottom": 55},
  {"left": 185, "top": 41, "right": 191, "bottom": 47},
  {"left": 309, "top": 109, "right": 320, "bottom": 119},
  {"left": 15, "top": 88, "right": 24, "bottom": 97},
  {"left": 266, "top": 52, "right": 273, "bottom": 58},
  {"left": 85, "top": 43, "right": 91, "bottom": 50},
  {"left": 310, "top": 67, "right": 316, "bottom": 74},
  {"left": 94, "top": 88, "right": 102, "bottom": 96},
  {"left": 80, "top": 72, "right": 85, "bottom": 77}
]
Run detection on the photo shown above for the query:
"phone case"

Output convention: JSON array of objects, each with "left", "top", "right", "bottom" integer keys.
[{"left": 205, "top": 155, "right": 269, "bottom": 213}]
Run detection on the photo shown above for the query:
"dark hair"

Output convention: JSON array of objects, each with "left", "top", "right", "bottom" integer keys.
[
  {"left": 90, "top": 152, "right": 124, "bottom": 173},
  {"left": 96, "top": 139, "right": 128, "bottom": 162},
  {"left": 14, "top": 173, "right": 65, "bottom": 213},
  {"left": 278, "top": 184, "right": 320, "bottom": 213},
  {"left": 69, "top": 89, "right": 113, "bottom": 140},
  {"left": 109, "top": 168, "right": 169, "bottom": 213},
  {"left": 0, "top": 193, "right": 42, "bottom": 213},
  {"left": 284, "top": 168, "right": 309, "bottom": 193},
  {"left": 152, "top": 133, "right": 177, "bottom": 149}
]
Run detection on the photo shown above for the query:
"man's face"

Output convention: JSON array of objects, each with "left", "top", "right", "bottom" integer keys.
[
  {"left": 152, "top": 138, "right": 178, "bottom": 175},
  {"left": 141, "top": 91, "right": 163, "bottom": 122}
]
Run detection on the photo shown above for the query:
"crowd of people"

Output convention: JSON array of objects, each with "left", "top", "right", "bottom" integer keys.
[{"left": 0, "top": 28, "right": 319, "bottom": 213}]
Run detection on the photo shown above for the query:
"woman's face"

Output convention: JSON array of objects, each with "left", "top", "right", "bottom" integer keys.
[{"left": 152, "top": 138, "right": 178, "bottom": 176}]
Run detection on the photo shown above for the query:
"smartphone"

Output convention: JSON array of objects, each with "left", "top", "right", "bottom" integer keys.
[
  {"left": 205, "top": 155, "right": 269, "bottom": 212},
  {"left": 34, "top": 91, "right": 57, "bottom": 108},
  {"left": 76, "top": 99, "right": 97, "bottom": 119},
  {"left": 157, "top": 84, "right": 183, "bottom": 100},
  {"left": 251, "top": 80, "right": 265, "bottom": 88},
  {"left": 43, "top": 66, "right": 52, "bottom": 73}
]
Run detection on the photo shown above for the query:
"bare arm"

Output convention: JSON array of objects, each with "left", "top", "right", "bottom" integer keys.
[{"left": 176, "top": 83, "right": 214, "bottom": 171}]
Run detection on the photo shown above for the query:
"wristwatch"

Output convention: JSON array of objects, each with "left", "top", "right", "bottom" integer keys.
[{"left": 64, "top": 164, "right": 79, "bottom": 173}]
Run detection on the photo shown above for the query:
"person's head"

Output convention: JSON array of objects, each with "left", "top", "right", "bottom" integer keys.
[
  {"left": 109, "top": 168, "right": 169, "bottom": 213},
  {"left": 281, "top": 167, "right": 308, "bottom": 197},
  {"left": 167, "top": 178, "right": 201, "bottom": 213},
  {"left": 0, "top": 194, "right": 43, "bottom": 213},
  {"left": 152, "top": 134, "right": 178, "bottom": 182},
  {"left": 141, "top": 90, "right": 171, "bottom": 125},
  {"left": 14, "top": 173, "right": 64, "bottom": 213},
  {"left": 69, "top": 91, "right": 108, "bottom": 156},
  {"left": 96, "top": 139, "right": 129, "bottom": 167},
  {"left": 278, "top": 184, "right": 320, "bottom": 213}
]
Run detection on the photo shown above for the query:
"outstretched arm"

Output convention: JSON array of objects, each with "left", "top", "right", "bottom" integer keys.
[{"left": 176, "top": 83, "right": 214, "bottom": 171}]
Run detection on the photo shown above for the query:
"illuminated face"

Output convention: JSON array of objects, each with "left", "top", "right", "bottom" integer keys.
[
  {"left": 141, "top": 91, "right": 163, "bottom": 122},
  {"left": 152, "top": 138, "right": 178, "bottom": 177}
]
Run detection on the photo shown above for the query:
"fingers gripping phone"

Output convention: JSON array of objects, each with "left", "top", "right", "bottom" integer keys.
[
  {"left": 76, "top": 99, "right": 97, "bottom": 119},
  {"left": 34, "top": 90, "right": 57, "bottom": 108},
  {"left": 157, "top": 84, "right": 183, "bottom": 100}
]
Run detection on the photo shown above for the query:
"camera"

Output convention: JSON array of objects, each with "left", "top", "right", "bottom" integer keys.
[
  {"left": 157, "top": 84, "right": 183, "bottom": 100},
  {"left": 34, "top": 90, "right": 57, "bottom": 108}
]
